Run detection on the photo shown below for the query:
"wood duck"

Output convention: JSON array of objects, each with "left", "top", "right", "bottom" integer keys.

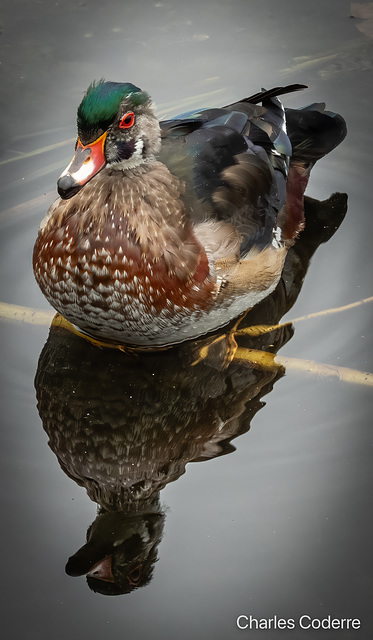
[{"left": 33, "top": 80, "right": 346, "bottom": 347}]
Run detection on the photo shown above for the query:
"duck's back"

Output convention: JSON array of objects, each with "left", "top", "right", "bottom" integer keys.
[{"left": 159, "top": 84, "right": 346, "bottom": 256}]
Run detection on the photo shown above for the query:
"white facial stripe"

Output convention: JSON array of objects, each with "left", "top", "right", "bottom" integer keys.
[{"left": 70, "top": 159, "right": 97, "bottom": 182}]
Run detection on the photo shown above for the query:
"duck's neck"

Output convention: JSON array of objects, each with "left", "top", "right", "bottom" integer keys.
[
  {"left": 49, "top": 160, "right": 186, "bottom": 235},
  {"left": 45, "top": 161, "right": 203, "bottom": 279},
  {"left": 97, "top": 160, "right": 188, "bottom": 237}
]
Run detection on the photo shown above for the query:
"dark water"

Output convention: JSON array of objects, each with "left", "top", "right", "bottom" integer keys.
[{"left": 1, "top": 1, "right": 372, "bottom": 638}]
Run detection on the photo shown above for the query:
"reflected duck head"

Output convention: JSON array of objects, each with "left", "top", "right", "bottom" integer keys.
[{"left": 66, "top": 509, "right": 165, "bottom": 595}]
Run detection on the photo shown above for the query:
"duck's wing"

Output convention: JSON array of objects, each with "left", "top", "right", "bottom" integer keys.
[{"left": 158, "top": 84, "right": 307, "bottom": 257}]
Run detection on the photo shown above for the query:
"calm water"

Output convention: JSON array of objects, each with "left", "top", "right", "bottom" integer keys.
[{"left": 1, "top": 1, "right": 372, "bottom": 638}]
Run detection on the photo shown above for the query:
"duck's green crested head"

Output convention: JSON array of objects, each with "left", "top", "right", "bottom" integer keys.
[
  {"left": 77, "top": 80, "right": 150, "bottom": 139},
  {"left": 57, "top": 79, "right": 161, "bottom": 199}
]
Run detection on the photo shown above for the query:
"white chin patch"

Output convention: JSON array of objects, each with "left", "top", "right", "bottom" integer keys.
[
  {"left": 107, "top": 139, "right": 145, "bottom": 170},
  {"left": 71, "top": 161, "right": 98, "bottom": 183}
]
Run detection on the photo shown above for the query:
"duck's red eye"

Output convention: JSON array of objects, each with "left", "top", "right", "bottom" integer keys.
[
  {"left": 119, "top": 112, "right": 135, "bottom": 129},
  {"left": 128, "top": 564, "right": 142, "bottom": 586}
]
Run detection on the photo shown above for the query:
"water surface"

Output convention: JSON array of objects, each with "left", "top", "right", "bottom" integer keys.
[{"left": 0, "top": 1, "right": 372, "bottom": 638}]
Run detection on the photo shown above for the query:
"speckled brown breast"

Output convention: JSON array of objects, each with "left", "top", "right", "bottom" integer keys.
[{"left": 33, "top": 164, "right": 216, "bottom": 346}]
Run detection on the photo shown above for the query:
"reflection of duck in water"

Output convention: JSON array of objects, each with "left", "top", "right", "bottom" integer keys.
[
  {"left": 33, "top": 81, "right": 346, "bottom": 347},
  {"left": 34, "top": 194, "right": 347, "bottom": 595}
]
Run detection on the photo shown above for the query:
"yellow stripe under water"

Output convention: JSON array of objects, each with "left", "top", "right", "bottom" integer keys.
[
  {"left": 0, "top": 300, "right": 372, "bottom": 386},
  {"left": 233, "top": 348, "right": 373, "bottom": 387},
  {"left": 0, "top": 301, "right": 55, "bottom": 325},
  {"left": 234, "top": 296, "right": 373, "bottom": 338}
]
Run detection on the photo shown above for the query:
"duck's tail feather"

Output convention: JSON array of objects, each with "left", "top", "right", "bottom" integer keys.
[
  {"left": 244, "top": 84, "right": 308, "bottom": 105},
  {"left": 224, "top": 84, "right": 307, "bottom": 108}
]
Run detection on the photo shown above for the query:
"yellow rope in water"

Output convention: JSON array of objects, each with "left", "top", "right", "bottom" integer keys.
[
  {"left": 0, "top": 301, "right": 54, "bottom": 325},
  {"left": 233, "top": 348, "right": 373, "bottom": 387},
  {"left": 290, "top": 296, "right": 373, "bottom": 323},
  {"left": 234, "top": 296, "right": 373, "bottom": 338},
  {"left": 0, "top": 299, "right": 372, "bottom": 386},
  {"left": 51, "top": 314, "right": 133, "bottom": 352}
]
